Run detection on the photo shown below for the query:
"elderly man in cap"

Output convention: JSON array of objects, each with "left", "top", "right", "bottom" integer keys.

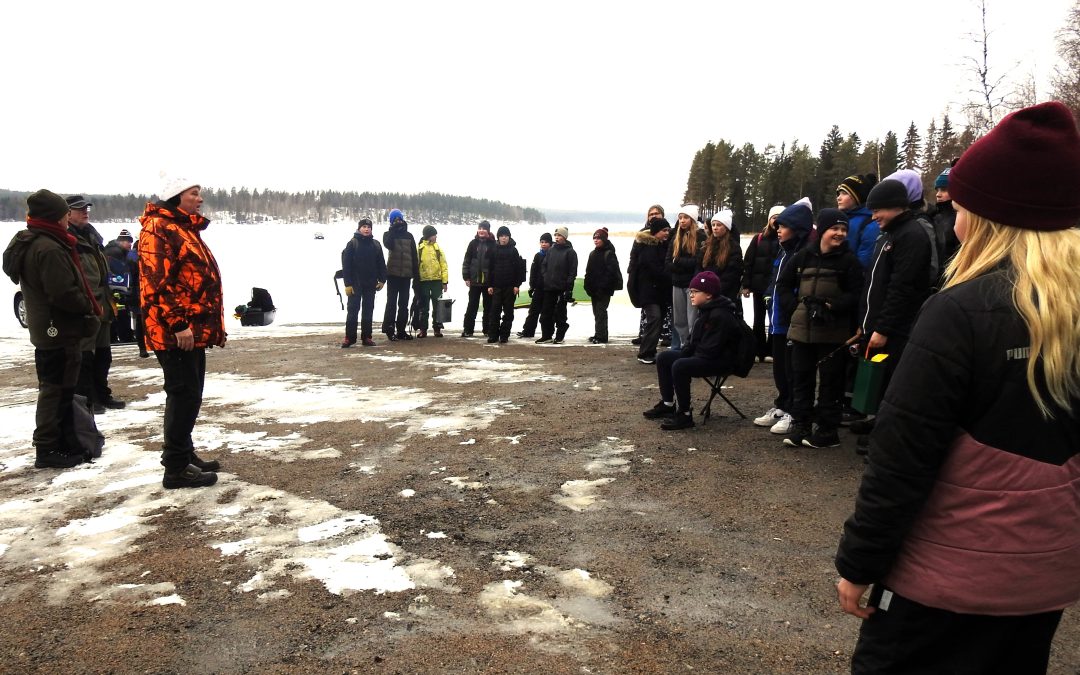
[
  {"left": 3, "top": 190, "right": 103, "bottom": 468},
  {"left": 67, "top": 195, "right": 125, "bottom": 414},
  {"left": 138, "top": 177, "right": 224, "bottom": 489}
]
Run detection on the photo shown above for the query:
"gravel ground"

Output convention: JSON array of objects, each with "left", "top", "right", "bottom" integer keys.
[{"left": 0, "top": 327, "right": 1075, "bottom": 674}]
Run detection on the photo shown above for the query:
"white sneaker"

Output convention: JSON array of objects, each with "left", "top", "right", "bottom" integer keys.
[
  {"left": 754, "top": 407, "right": 785, "bottom": 427},
  {"left": 770, "top": 413, "right": 793, "bottom": 435}
]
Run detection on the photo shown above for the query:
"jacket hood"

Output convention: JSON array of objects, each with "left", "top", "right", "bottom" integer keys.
[
  {"left": 700, "top": 294, "right": 736, "bottom": 314},
  {"left": 3, "top": 230, "right": 38, "bottom": 283},
  {"left": 353, "top": 230, "right": 374, "bottom": 241},
  {"left": 635, "top": 230, "right": 665, "bottom": 246}
]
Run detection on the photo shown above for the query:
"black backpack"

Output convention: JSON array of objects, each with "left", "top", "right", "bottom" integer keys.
[{"left": 730, "top": 318, "right": 756, "bottom": 378}]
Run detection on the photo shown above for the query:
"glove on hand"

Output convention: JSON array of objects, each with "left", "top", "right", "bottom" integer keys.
[
  {"left": 345, "top": 286, "right": 355, "bottom": 297},
  {"left": 376, "top": 281, "right": 385, "bottom": 291}
]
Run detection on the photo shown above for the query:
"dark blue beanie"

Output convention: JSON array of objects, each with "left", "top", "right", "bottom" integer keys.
[{"left": 776, "top": 201, "right": 813, "bottom": 235}]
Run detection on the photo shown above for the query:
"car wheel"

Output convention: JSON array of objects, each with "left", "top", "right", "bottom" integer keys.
[{"left": 14, "top": 292, "right": 28, "bottom": 329}]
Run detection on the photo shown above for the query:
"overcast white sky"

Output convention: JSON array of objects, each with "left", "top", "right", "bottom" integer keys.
[{"left": 3, "top": 0, "right": 1072, "bottom": 212}]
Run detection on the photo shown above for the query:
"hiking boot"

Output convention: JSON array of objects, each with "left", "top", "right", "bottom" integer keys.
[
  {"left": 487, "top": 335, "right": 499, "bottom": 344},
  {"left": 770, "top": 413, "right": 793, "bottom": 435},
  {"left": 753, "top": 407, "right": 786, "bottom": 427},
  {"left": 782, "top": 423, "right": 812, "bottom": 447},
  {"left": 139, "top": 347, "right": 150, "bottom": 358},
  {"left": 34, "top": 450, "right": 84, "bottom": 469},
  {"left": 433, "top": 329, "right": 443, "bottom": 338},
  {"left": 417, "top": 329, "right": 427, "bottom": 338},
  {"left": 643, "top": 400, "right": 676, "bottom": 419},
  {"left": 103, "top": 398, "right": 126, "bottom": 409},
  {"left": 362, "top": 337, "right": 376, "bottom": 347},
  {"left": 397, "top": 333, "right": 414, "bottom": 341},
  {"left": 661, "top": 411, "right": 695, "bottom": 431},
  {"left": 803, "top": 429, "right": 841, "bottom": 449},
  {"left": 190, "top": 452, "right": 221, "bottom": 472},
  {"left": 163, "top": 464, "right": 218, "bottom": 489},
  {"left": 535, "top": 337, "right": 553, "bottom": 344},
  {"left": 341, "top": 339, "right": 355, "bottom": 348},
  {"left": 849, "top": 418, "right": 876, "bottom": 435}
]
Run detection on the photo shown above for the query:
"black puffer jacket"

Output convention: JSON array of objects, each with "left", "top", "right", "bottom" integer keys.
[
  {"left": 528, "top": 249, "right": 546, "bottom": 291},
  {"left": 382, "top": 221, "right": 419, "bottom": 280},
  {"left": 342, "top": 231, "right": 387, "bottom": 288},
  {"left": 682, "top": 295, "right": 740, "bottom": 367},
  {"left": 584, "top": 240, "right": 622, "bottom": 298},
  {"left": 859, "top": 210, "right": 932, "bottom": 339},
  {"left": 741, "top": 229, "right": 780, "bottom": 293},
  {"left": 777, "top": 239, "right": 864, "bottom": 344},
  {"left": 666, "top": 227, "right": 707, "bottom": 288},
  {"left": 627, "top": 231, "right": 670, "bottom": 308},
  {"left": 461, "top": 235, "right": 495, "bottom": 284},
  {"left": 541, "top": 240, "right": 577, "bottom": 292},
  {"left": 486, "top": 239, "right": 526, "bottom": 289},
  {"left": 697, "top": 235, "right": 744, "bottom": 302}
]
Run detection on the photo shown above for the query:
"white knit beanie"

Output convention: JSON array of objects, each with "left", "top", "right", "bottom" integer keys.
[
  {"left": 678, "top": 204, "right": 700, "bottom": 222},
  {"left": 768, "top": 205, "right": 785, "bottom": 220},
  {"left": 711, "top": 209, "right": 733, "bottom": 230},
  {"left": 159, "top": 173, "right": 198, "bottom": 201}
]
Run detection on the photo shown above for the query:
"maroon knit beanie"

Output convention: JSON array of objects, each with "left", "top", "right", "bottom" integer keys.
[
  {"left": 593, "top": 227, "right": 609, "bottom": 241},
  {"left": 949, "top": 101, "right": 1080, "bottom": 231}
]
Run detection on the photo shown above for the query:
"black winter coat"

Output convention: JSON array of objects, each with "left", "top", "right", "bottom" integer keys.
[
  {"left": 859, "top": 210, "right": 932, "bottom": 340},
  {"left": 627, "top": 231, "right": 670, "bottom": 308},
  {"left": 666, "top": 228, "right": 707, "bottom": 288},
  {"left": 541, "top": 240, "right": 577, "bottom": 292},
  {"left": 528, "top": 249, "right": 546, "bottom": 291},
  {"left": 342, "top": 232, "right": 387, "bottom": 289},
  {"left": 777, "top": 239, "right": 863, "bottom": 344},
  {"left": 584, "top": 240, "right": 622, "bottom": 298},
  {"left": 741, "top": 229, "right": 780, "bottom": 294},
  {"left": 696, "top": 235, "right": 744, "bottom": 302},
  {"left": 461, "top": 235, "right": 495, "bottom": 284},
  {"left": 681, "top": 295, "right": 740, "bottom": 369},
  {"left": 486, "top": 240, "right": 526, "bottom": 289},
  {"left": 382, "top": 222, "right": 418, "bottom": 279}
]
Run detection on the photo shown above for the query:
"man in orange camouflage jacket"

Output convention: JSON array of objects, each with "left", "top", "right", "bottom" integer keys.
[{"left": 138, "top": 177, "right": 224, "bottom": 489}]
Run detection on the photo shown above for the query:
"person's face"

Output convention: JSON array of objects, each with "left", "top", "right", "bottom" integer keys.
[
  {"left": 540, "top": 239, "right": 551, "bottom": 251},
  {"left": 836, "top": 190, "right": 856, "bottom": 211},
  {"left": 593, "top": 237, "right": 604, "bottom": 249},
  {"left": 68, "top": 206, "right": 90, "bottom": 227},
  {"left": 777, "top": 223, "right": 794, "bottom": 242},
  {"left": 179, "top": 186, "right": 203, "bottom": 215},
  {"left": 499, "top": 234, "right": 510, "bottom": 245},
  {"left": 359, "top": 224, "right": 372, "bottom": 236},
  {"left": 767, "top": 215, "right": 778, "bottom": 230},
  {"left": 820, "top": 224, "right": 848, "bottom": 252},
  {"left": 647, "top": 207, "right": 663, "bottom": 221},
  {"left": 935, "top": 187, "right": 951, "bottom": 203},
  {"left": 118, "top": 239, "right": 132, "bottom": 251},
  {"left": 477, "top": 227, "right": 490, "bottom": 239},
  {"left": 871, "top": 207, "right": 903, "bottom": 229},
  {"left": 954, "top": 203, "right": 969, "bottom": 242},
  {"left": 656, "top": 228, "right": 670, "bottom": 242},
  {"left": 677, "top": 213, "right": 694, "bottom": 228},
  {"left": 555, "top": 233, "right": 566, "bottom": 244},
  {"left": 689, "top": 288, "right": 713, "bottom": 307},
  {"left": 711, "top": 221, "right": 726, "bottom": 237},
  {"left": 428, "top": 234, "right": 438, "bottom": 243}
]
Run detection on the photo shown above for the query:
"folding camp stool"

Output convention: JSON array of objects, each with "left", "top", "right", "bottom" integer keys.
[{"left": 699, "top": 374, "right": 747, "bottom": 424}]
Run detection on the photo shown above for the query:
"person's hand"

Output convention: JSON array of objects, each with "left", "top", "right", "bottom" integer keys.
[
  {"left": 345, "top": 285, "right": 355, "bottom": 297},
  {"left": 868, "top": 331, "right": 888, "bottom": 350},
  {"left": 741, "top": 288, "right": 751, "bottom": 298},
  {"left": 512, "top": 287, "right": 519, "bottom": 296},
  {"left": 442, "top": 284, "right": 448, "bottom": 293},
  {"left": 175, "top": 327, "right": 194, "bottom": 351},
  {"left": 487, "top": 287, "right": 494, "bottom": 296},
  {"left": 837, "top": 578, "right": 875, "bottom": 619},
  {"left": 376, "top": 281, "right": 385, "bottom": 291}
]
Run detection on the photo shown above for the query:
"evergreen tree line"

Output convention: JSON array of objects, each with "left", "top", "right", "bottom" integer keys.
[
  {"left": 0, "top": 188, "right": 545, "bottom": 225},
  {"left": 682, "top": 113, "right": 978, "bottom": 233}
]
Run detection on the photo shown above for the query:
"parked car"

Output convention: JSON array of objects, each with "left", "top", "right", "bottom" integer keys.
[
  {"left": 314, "top": 231, "right": 325, "bottom": 240},
  {"left": 14, "top": 291, "right": 27, "bottom": 329}
]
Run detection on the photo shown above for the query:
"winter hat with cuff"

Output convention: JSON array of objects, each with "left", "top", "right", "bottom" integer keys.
[
  {"left": 884, "top": 169, "right": 924, "bottom": 203},
  {"left": 837, "top": 173, "right": 878, "bottom": 205},
  {"left": 648, "top": 217, "right": 670, "bottom": 235},
  {"left": 949, "top": 101, "right": 1080, "bottom": 231},
  {"left": 422, "top": 225, "right": 437, "bottom": 238},
  {"left": 678, "top": 204, "right": 700, "bottom": 223},
  {"left": 816, "top": 208, "right": 849, "bottom": 231},
  {"left": 689, "top": 271, "right": 722, "bottom": 297},
  {"left": 593, "top": 227, "right": 609, "bottom": 241},
  {"left": 775, "top": 198, "right": 813, "bottom": 235},
  {"left": 27, "top": 189, "right": 70, "bottom": 222},
  {"left": 497, "top": 225, "right": 512, "bottom": 238},
  {"left": 711, "top": 209, "right": 733, "bottom": 230},
  {"left": 934, "top": 167, "right": 951, "bottom": 190},
  {"left": 866, "top": 179, "right": 910, "bottom": 210},
  {"left": 117, "top": 229, "right": 134, "bottom": 242},
  {"left": 554, "top": 226, "right": 569, "bottom": 239},
  {"left": 540, "top": 232, "right": 553, "bottom": 244}
]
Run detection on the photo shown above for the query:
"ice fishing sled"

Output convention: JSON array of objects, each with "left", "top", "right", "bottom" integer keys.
[{"left": 234, "top": 287, "right": 277, "bottom": 326}]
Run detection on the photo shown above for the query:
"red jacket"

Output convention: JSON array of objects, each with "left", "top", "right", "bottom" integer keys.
[{"left": 138, "top": 202, "right": 225, "bottom": 350}]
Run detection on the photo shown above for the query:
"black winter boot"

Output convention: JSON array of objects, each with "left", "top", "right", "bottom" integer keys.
[
  {"left": 163, "top": 464, "right": 218, "bottom": 489},
  {"left": 34, "top": 449, "right": 84, "bottom": 469},
  {"left": 661, "top": 411, "right": 695, "bottom": 431},
  {"left": 190, "top": 452, "right": 221, "bottom": 472}
]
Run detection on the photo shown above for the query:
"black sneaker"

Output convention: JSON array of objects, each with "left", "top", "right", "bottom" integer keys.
[
  {"left": 103, "top": 398, "right": 126, "bottom": 409},
  {"left": 535, "top": 337, "right": 553, "bottom": 344},
  {"left": 190, "top": 452, "right": 221, "bottom": 472},
  {"left": 840, "top": 407, "right": 867, "bottom": 426},
  {"left": 34, "top": 450, "right": 84, "bottom": 469},
  {"left": 385, "top": 333, "right": 398, "bottom": 342},
  {"left": 397, "top": 333, "right": 414, "bottom": 341},
  {"left": 782, "top": 424, "right": 812, "bottom": 447},
  {"left": 553, "top": 336, "right": 565, "bottom": 344},
  {"left": 637, "top": 356, "right": 655, "bottom": 364},
  {"left": 487, "top": 336, "right": 499, "bottom": 344},
  {"left": 803, "top": 429, "right": 841, "bottom": 449},
  {"left": 661, "top": 412, "right": 695, "bottom": 431},
  {"left": 643, "top": 400, "right": 676, "bottom": 419},
  {"left": 461, "top": 331, "right": 474, "bottom": 338},
  {"left": 516, "top": 331, "right": 533, "bottom": 338},
  {"left": 163, "top": 464, "right": 218, "bottom": 489},
  {"left": 849, "top": 418, "right": 876, "bottom": 435}
]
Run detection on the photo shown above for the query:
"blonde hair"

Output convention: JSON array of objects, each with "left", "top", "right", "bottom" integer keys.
[
  {"left": 671, "top": 217, "right": 700, "bottom": 261},
  {"left": 945, "top": 212, "right": 1080, "bottom": 417}
]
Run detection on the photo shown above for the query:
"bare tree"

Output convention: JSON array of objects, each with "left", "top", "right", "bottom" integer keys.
[
  {"left": 962, "top": 0, "right": 1015, "bottom": 136},
  {"left": 1051, "top": 1, "right": 1080, "bottom": 122}
]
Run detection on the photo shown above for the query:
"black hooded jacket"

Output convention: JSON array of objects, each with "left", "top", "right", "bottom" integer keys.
[
  {"left": 859, "top": 210, "right": 932, "bottom": 340},
  {"left": 486, "top": 238, "right": 527, "bottom": 289},
  {"left": 682, "top": 294, "right": 740, "bottom": 367},
  {"left": 584, "top": 240, "right": 623, "bottom": 298},
  {"left": 342, "top": 231, "right": 387, "bottom": 288}
]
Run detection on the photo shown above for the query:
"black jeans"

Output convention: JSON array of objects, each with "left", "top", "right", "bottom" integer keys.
[
  {"left": 656, "top": 349, "right": 726, "bottom": 412},
  {"left": 520, "top": 289, "right": 545, "bottom": 336},
  {"left": 751, "top": 291, "right": 771, "bottom": 359},
  {"left": 33, "top": 343, "right": 83, "bottom": 454},
  {"left": 591, "top": 293, "right": 611, "bottom": 341},
  {"left": 789, "top": 340, "right": 846, "bottom": 430},
  {"left": 852, "top": 588, "right": 1062, "bottom": 674},
  {"left": 540, "top": 289, "right": 569, "bottom": 339},
  {"left": 155, "top": 348, "right": 206, "bottom": 472},
  {"left": 77, "top": 320, "right": 113, "bottom": 404},
  {"left": 490, "top": 287, "right": 516, "bottom": 339},
  {"left": 382, "top": 277, "right": 411, "bottom": 336},
  {"left": 344, "top": 285, "right": 376, "bottom": 342},
  {"left": 462, "top": 283, "right": 493, "bottom": 335},
  {"left": 771, "top": 334, "right": 793, "bottom": 411},
  {"left": 637, "top": 304, "right": 663, "bottom": 359}
]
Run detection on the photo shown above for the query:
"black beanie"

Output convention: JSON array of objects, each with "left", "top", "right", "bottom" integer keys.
[
  {"left": 866, "top": 179, "right": 910, "bottom": 210},
  {"left": 26, "top": 189, "right": 70, "bottom": 222},
  {"left": 540, "top": 232, "right": 553, "bottom": 244},
  {"left": 422, "top": 225, "right": 438, "bottom": 238},
  {"left": 497, "top": 225, "right": 511, "bottom": 238},
  {"left": 478, "top": 220, "right": 491, "bottom": 231},
  {"left": 358, "top": 218, "right": 373, "bottom": 228},
  {"left": 815, "top": 207, "right": 849, "bottom": 230},
  {"left": 836, "top": 173, "right": 878, "bottom": 205},
  {"left": 649, "top": 216, "right": 670, "bottom": 235}
]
